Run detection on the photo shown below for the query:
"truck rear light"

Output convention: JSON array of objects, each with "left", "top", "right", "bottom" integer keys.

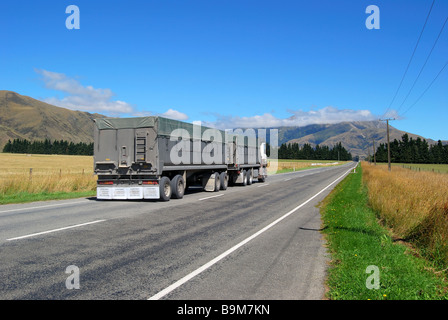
[
  {"left": 142, "top": 181, "right": 158, "bottom": 185},
  {"left": 98, "top": 181, "right": 114, "bottom": 185}
]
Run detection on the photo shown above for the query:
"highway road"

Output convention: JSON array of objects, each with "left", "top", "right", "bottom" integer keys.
[{"left": 0, "top": 162, "right": 357, "bottom": 300}]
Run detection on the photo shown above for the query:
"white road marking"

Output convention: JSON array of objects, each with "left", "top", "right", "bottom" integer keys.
[
  {"left": 148, "top": 164, "right": 355, "bottom": 300},
  {"left": 198, "top": 194, "right": 224, "bottom": 201},
  {"left": 284, "top": 178, "right": 293, "bottom": 181},
  {"left": 0, "top": 201, "right": 84, "bottom": 214},
  {"left": 257, "top": 183, "right": 270, "bottom": 187},
  {"left": 6, "top": 220, "right": 106, "bottom": 241}
]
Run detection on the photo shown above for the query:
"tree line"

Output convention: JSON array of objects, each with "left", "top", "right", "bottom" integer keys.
[
  {"left": 370, "top": 133, "right": 448, "bottom": 164},
  {"left": 278, "top": 142, "right": 352, "bottom": 161},
  {"left": 2, "top": 138, "right": 93, "bottom": 156}
]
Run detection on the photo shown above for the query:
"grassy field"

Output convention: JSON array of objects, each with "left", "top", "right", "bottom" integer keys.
[
  {"left": 362, "top": 162, "right": 448, "bottom": 272},
  {"left": 321, "top": 163, "right": 447, "bottom": 300},
  {"left": 0, "top": 153, "right": 96, "bottom": 204},
  {"left": 393, "top": 163, "right": 448, "bottom": 174},
  {"left": 0, "top": 153, "right": 348, "bottom": 204},
  {"left": 370, "top": 162, "right": 448, "bottom": 173}
]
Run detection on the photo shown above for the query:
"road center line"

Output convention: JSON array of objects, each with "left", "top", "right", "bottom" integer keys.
[
  {"left": 148, "top": 164, "right": 356, "bottom": 300},
  {"left": 198, "top": 194, "right": 224, "bottom": 201},
  {"left": 6, "top": 220, "right": 106, "bottom": 241}
]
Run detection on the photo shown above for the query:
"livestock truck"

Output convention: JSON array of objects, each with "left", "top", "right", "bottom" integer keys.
[{"left": 93, "top": 116, "right": 268, "bottom": 201}]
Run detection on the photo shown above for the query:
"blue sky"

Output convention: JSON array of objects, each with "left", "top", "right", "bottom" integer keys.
[{"left": 1, "top": 0, "right": 447, "bottom": 140}]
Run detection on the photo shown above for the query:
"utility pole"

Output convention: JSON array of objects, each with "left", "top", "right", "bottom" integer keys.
[{"left": 379, "top": 118, "right": 395, "bottom": 171}]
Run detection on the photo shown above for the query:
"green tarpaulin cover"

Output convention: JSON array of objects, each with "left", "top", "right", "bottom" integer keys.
[
  {"left": 94, "top": 116, "right": 264, "bottom": 145},
  {"left": 94, "top": 116, "right": 226, "bottom": 140}
]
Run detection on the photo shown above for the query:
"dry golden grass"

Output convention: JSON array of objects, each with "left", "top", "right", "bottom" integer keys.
[
  {"left": 0, "top": 153, "right": 96, "bottom": 195},
  {"left": 362, "top": 162, "right": 448, "bottom": 268}
]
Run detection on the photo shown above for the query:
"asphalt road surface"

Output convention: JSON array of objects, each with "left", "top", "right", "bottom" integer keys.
[{"left": 0, "top": 162, "right": 357, "bottom": 300}]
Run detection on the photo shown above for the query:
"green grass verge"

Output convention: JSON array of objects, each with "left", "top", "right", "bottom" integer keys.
[
  {"left": 321, "top": 164, "right": 447, "bottom": 300},
  {"left": 0, "top": 190, "right": 96, "bottom": 205}
]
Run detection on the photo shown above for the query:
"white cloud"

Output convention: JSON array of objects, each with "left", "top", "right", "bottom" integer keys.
[
  {"left": 287, "top": 106, "right": 377, "bottom": 125},
  {"left": 35, "top": 69, "right": 133, "bottom": 114},
  {"left": 34, "top": 69, "right": 375, "bottom": 128},
  {"left": 159, "top": 108, "right": 189, "bottom": 120},
  {"left": 131, "top": 111, "right": 153, "bottom": 117},
  {"left": 204, "top": 106, "right": 377, "bottom": 129},
  {"left": 382, "top": 109, "right": 403, "bottom": 120},
  {"left": 131, "top": 108, "right": 189, "bottom": 120}
]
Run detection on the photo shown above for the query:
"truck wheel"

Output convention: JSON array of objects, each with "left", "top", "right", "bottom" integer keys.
[
  {"left": 214, "top": 172, "right": 220, "bottom": 192},
  {"left": 247, "top": 170, "right": 253, "bottom": 185},
  {"left": 220, "top": 171, "right": 228, "bottom": 190},
  {"left": 171, "top": 174, "right": 185, "bottom": 199},
  {"left": 242, "top": 170, "right": 247, "bottom": 186},
  {"left": 159, "top": 176, "right": 172, "bottom": 201}
]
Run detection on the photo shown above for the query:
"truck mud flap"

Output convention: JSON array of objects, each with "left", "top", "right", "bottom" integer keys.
[
  {"left": 97, "top": 186, "right": 160, "bottom": 200},
  {"left": 202, "top": 173, "right": 219, "bottom": 192}
]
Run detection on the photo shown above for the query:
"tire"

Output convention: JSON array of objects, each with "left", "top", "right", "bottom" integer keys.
[
  {"left": 159, "top": 176, "right": 172, "bottom": 201},
  {"left": 220, "top": 171, "right": 228, "bottom": 190},
  {"left": 241, "top": 170, "right": 247, "bottom": 186},
  {"left": 214, "top": 172, "right": 220, "bottom": 192},
  {"left": 171, "top": 174, "right": 185, "bottom": 199},
  {"left": 247, "top": 170, "right": 253, "bottom": 185}
]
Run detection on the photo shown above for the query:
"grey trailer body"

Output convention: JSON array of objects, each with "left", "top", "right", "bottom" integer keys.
[{"left": 94, "top": 116, "right": 267, "bottom": 201}]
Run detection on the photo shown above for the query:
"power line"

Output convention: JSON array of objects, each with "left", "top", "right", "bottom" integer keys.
[
  {"left": 401, "top": 60, "right": 448, "bottom": 116},
  {"left": 396, "top": 15, "right": 448, "bottom": 114},
  {"left": 382, "top": 0, "right": 435, "bottom": 118}
]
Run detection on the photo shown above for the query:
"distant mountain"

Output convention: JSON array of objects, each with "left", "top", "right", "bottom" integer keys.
[
  {"left": 1, "top": 90, "right": 445, "bottom": 160},
  {"left": 276, "top": 121, "right": 446, "bottom": 159},
  {"left": 0, "top": 90, "right": 105, "bottom": 149}
]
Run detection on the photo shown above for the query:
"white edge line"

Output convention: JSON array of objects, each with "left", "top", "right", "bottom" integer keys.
[
  {"left": 6, "top": 219, "right": 106, "bottom": 241},
  {"left": 148, "top": 164, "right": 355, "bottom": 300},
  {"left": 257, "top": 183, "right": 270, "bottom": 187},
  {"left": 0, "top": 200, "right": 85, "bottom": 214},
  {"left": 198, "top": 194, "right": 224, "bottom": 201}
]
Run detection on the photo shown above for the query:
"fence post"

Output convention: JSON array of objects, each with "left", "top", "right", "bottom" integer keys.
[{"left": 29, "top": 168, "right": 32, "bottom": 180}]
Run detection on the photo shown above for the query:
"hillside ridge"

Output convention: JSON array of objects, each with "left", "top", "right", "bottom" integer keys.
[{"left": 0, "top": 90, "right": 104, "bottom": 148}]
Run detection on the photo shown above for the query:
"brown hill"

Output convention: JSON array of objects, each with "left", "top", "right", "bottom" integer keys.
[
  {"left": 283, "top": 121, "right": 444, "bottom": 159},
  {"left": 1, "top": 90, "right": 444, "bottom": 160},
  {"left": 0, "top": 90, "right": 105, "bottom": 149}
]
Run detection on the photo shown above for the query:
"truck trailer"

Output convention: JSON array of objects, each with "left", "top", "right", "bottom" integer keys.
[{"left": 93, "top": 116, "right": 268, "bottom": 201}]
